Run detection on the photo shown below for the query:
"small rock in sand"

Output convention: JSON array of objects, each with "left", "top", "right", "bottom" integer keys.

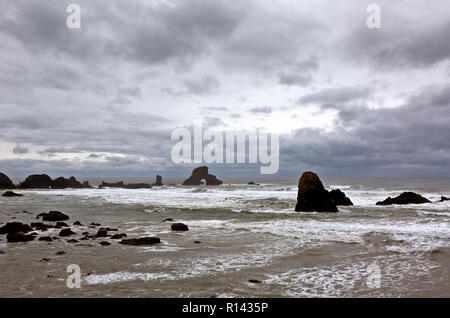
[{"left": 171, "top": 223, "right": 189, "bottom": 231}]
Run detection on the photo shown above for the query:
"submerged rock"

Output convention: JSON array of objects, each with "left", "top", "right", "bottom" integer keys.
[
  {"left": 248, "top": 181, "right": 256, "bottom": 185},
  {"left": 111, "top": 233, "right": 127, "bottom": 239},
  {"left": 7, "top": 232, "right": 35, "bottom": 243},
  {"left": 329, "top": 189, "right": 353, "bottom": 206},
  {"left": 376, "top": 192, "right": 431, "bottom": 206},
  {"left": 171, "top": 223, "right": 189, "bottom": 231},
  {"left": 119, "top": 237, "right": 161, "bottom": 246},
  {"left": 41, "top": 211, "right": 70, "bottom": 221},
  {"left": 0, "top": 222, "right": 33, "bottom": 234},
  {"left": 99, "top": 181, "right": 152, "bottom": 189},
  {"left": 182, "top": 166, "right": 223, "bottom": 186},
  {"left": 439, "top": 196, "right": 450, "bottom": 202},
  {"left": 295, "top": 172, "right": 338, "bottom": 213},
  {"left": 0, "top": 172, "right": 15, "bottom": 189},
  {"left": 2, "top": 191, "right": 23, "bottom": 197}
]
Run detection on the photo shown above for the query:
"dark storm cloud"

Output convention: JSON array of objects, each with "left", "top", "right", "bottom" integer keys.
[
  {"left": 343, "top": 5, "right": 450, "bottom": 69},
  {"left": 1, "top": 1, "right": 450, "bottom": 177},
  {"left": 281, "top": 84, "right": 450, "bottom": 177}
]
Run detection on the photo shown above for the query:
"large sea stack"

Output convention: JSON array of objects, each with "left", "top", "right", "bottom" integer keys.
[
  {"left": 152, "top": 175, "right": 164, "bottom": 186},
  {"left": 295, "top": 172, "right": 338, "bottom": 212},
  {"left": 19, "top": 174, "right": 54, "bottom": 189},
  {"left": 0, "top": 172, "right": 15, "bottom": 189},
  {"left": 376, "top": 192, "right": 431, "bottom": 205},
  {"left": 182, "top": 166, "right": 223, "bottom": 186}
]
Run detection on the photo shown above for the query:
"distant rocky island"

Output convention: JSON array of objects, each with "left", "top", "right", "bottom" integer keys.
[{"left": 1, "top": 169, "right": 449, "bottom": 213}]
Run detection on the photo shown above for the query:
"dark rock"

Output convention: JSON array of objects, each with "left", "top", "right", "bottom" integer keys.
[
  {"left": 439, "top": 196, "right": 450, "bottom": 202},
  {"left": 182, "top": 166, "right": 223, "bottom": 186},
  {"left": 171, "top": 223, "right": 189, "bottom": 231},
  {"left": 73, "top": 221, "right": 83, "bottom": 226},
  {"left": 41, "top": 211, "right": 70, "bottom": 221},
  {"left": 90, "top": 223, "right": 101, "bottom": 226},
  {"left": 2, "top": 191, "right": 23, "bottom": 197},
  {"left": 329, "top": 189, "right": 353, "bottom": 206},
  {"left": 119, "top": 237, "right": 161, "bottom": 246},
  {"left": 0, "top": 222, "right": 33, "bottom": 234},
  {"left": 82, "top": 232, "right": 89, "bottom": 235},
  {"left": 248, "top": 181, "right": 256, "bottom": 185},
  {"left": 59, "top": 228, "right": 76, "bottom": 237},
  {"left": 96, "top": 230, "right": 108, "bottom": 237},
  {"left": 0, "top": 172, "right": 15, "bottom": 189},
  {"left": 163, "top": 218, "right": 174, "bottom": 222},
  {"left": 194, "top": 241, "right": 201, "bottom": 244},
  {"left": 56, "top": 222, "right": 69, "bottom": 228},
  {"left": 39, "top": 236, "right": 53, "bottom": 242},
  {"left": 248, "top": 279, "right": 262, "bottom": 284},
  {"left": 295, "top": 172, "right": 338, "bottom": 213},
  {"left": 376, "top": 192, "right": 431, "bottom": 206},
  {"left": 55, "top": 251, "right": 66, "bottom": 255},
  {"left": 52, "top": 176, "right": 89, "bottom": 189},
  {"left": 6, "top": 232, "right": 35, "bottom": 242},
  {"left": 98, "top": 181, "right": 152, "bottom": 189},
  {"left": 40, "top": 258, "right": 50, "bottom": 262},
  {"left": 19, "top": 174, "right": 53, "bottom": 189},
  {"left": 99, "top": 227, "right": 118, "bottom": 232},
  {"left": 99, "top": 241, "right": 111, "bottom": 246},
  {"left": 66, "top": 239, "right": 78, "bottom": 243},
  {"left": 151, "top": 175, "right": 164, "bottom": 186},
  {"left": 111, "top": 233, "right": 127, "bottom": 239},
  {"left": 0, "top": 250, "right": 4, "bottom": 254}
]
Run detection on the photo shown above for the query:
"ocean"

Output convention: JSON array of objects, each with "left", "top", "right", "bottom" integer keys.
[{"left": 1, "top": 178, "right": 449, "bottom": 297}]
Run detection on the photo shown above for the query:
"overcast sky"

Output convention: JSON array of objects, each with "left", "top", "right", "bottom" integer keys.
[{"left": 1, "top": 0, "right": 450, "bottom": 179}]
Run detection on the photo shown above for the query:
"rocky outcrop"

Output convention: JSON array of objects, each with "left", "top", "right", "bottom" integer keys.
[
  {"left": 0, "top": 172, "right": 15, "bottom": 189},
  {"left": 53, "top": 176, "right": 90, "bottom": 189},
  {"left": 376, "top": 192, "right": 431, "bottom": 206},
  {"left": 151, "top": 175, "right": 164, "bottom": 186},
  {"left": 19, "top": 174, "right": 54, "bottom": 189},
  {"left": 119, "top": 237, "right": 161, "bottom": 245},
  {"left": 7, "top": 232, "right": 35, "bottom": 243},
  {"left": 2, "top": 191, "right": 23, "bottom": 197},
  {"left": 39, "top": 211, "right": 70, "bottom": 221},
  {"left": 98, "top": 181, "right": 152, "bottom": 189},
  {"left": 295, "top": 172, "right": 338, "bottom": 213},
  {"left": 248, "top": 181, "right": 256, "bottom": 185},
  {"left": 171, "top": 223, "right": 189, "bottom": 231},
  {"left": 439, "top": 196, "right": 450, "bottom": 202},
  {"left": 0, "top": 222, "right": 33, "bottom": 234},
  {"left": 329, "top": 189, "right": 353, "bottom": 206},
  {"left": 182, "top": 166, "right": 223, "bottom": 186}
]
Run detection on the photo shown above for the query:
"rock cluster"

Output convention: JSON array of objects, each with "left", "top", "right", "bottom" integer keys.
[
  {"left": 376, "top": 192, "right": 431, "bottom": 205},
  {"left": 18, "top": 174, "right": 91, "bottom": 189},
  {"left": 182, "top": 166, "right": 223, "bottom": 186},
  {"left": 295, "top": 172, "right": 338, "bottom": 212}
]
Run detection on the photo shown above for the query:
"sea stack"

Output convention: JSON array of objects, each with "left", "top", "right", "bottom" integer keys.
[
  {"left": 152, "top": 175, "right": 164, "bottom": 186},
  {"left": 295, "top": 172, "right": 338, "bottom": 212},
  {"left": 0, "top": 172, "right": 15, "bottom": 189},
  {"left": 182, "top": 166, "right": 223, "bottom": 186},
  {"left": 329, "top": 189, "right": 353, "bottom": 206}
]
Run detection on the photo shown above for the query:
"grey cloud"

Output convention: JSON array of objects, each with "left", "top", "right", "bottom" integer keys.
[
  {"left": 278, "top": 57, "right": 319, "bottom": 86},
  {"left": 249, "top": 107, "right": 272, "bottom": 114},
  {"left": 12, "top": 145, "right": 29, "bottom": 154},
  {"left": 299, "top": 86, "right": 373, "bottom": 106}
]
